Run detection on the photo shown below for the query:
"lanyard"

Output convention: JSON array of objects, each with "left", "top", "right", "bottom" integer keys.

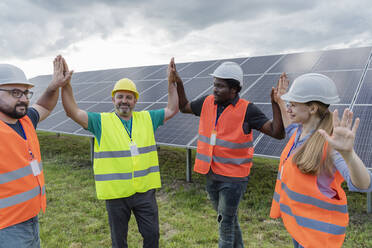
[
  {"left": 214, "top": 108, "right": 219, "bottom": 127},
  {"left": 115, "top": 113, "right": 133, "bottom": 141},
  {"left": 285, "top": 141, "right": 297, "bottom": 160},
  {"left": 19, "top": 122, "right": 35, "bottom": 159},
  {"left": 123, "top": 118, "right": 133, "bottom": 141},
  {"left": 19, "top": 121, "right": 27, "bottom": 140},
  {"left": 116, "top": 114, "right": 140, "bottom": 156}
]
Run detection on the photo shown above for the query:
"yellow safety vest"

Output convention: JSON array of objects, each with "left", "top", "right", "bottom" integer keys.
[{"left": 93, "top": 112, "right": 161, "bottom": 200}]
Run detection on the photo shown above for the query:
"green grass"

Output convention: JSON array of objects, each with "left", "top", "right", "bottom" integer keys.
[{"left": 37, "top": 132, "right": 372, "bottom": 247}]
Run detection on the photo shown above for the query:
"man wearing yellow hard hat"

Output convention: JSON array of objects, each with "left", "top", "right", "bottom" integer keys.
[{"left": 61, "top": 58, "right": 179, "bottom": 248}]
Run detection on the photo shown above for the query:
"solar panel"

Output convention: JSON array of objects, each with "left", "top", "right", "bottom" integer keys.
[
  {"left": 241, "top": 74, "right": 281, "bottom": 103},
  {"left": 82, "top": 83, "right": 116, "bottom": 102},
  {"left": 356, "top": 70, "right": 372, "bottom": 104},
  {"left": 177, "top": 60, "right": 218, "bottom": 79},
  {"left": 351, "top": 105, "right": 372, "bottom": 169},
  {"left": 29, "top": 46, "right": 372, "bottom": 154},
  {"left": 37, "top": 103, "right": 66, "bottom": 130},
  {"left": 269, "top": 51, "right": 322, "bottom": 74},
  {"left": 182, "top": 77, "right": 215, "bottom": 100},
  {"left": 319, "top": 70, "right": 363, "bottom": 104},
  {"left": 129, "top": 65, "right": 166, "bottom": 80},
  {"left": 144, "top": 62, "right": 190, "bottom": 80},
  {"left": 134, "top": 80, "right": 169, "bottom": 102},
  {"left": 197, "top": 57, "right": 248, "bottom": 77},
  {"left": 241, "top": 55, "right": 282, "bottom": 74},
  {"left": 97, "top": 67, "right": 144, "bottom": 82},
  {"left": 312, "top": 47, "right": 371, "bottom": 71}
]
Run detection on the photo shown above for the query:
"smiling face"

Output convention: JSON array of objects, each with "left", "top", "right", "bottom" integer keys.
[
  {"left": 286, "top": 101, "right": 315, "bottom": 124},
  {"left": 112, "top": 90, "right": 137, "bottom": 119},
  {"left": 213, "top": 78, "right": 236, "bottom": 104},
  {"left": 0, "top": 84, "right": 31, "bottom": 119}
]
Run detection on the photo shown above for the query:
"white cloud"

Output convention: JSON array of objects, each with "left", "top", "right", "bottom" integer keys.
[{"left": 0, "top": 0, "right": 371, "bottom": 78}]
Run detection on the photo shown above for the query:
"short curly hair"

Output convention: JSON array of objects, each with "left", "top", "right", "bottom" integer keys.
[{"left": 224, "top": 78, "right": 242, "bottom": 93}]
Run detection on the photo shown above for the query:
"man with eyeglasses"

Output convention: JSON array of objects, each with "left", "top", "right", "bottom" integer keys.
[{"left": 0, "top": 55, "right": 72, "bottom": 248}]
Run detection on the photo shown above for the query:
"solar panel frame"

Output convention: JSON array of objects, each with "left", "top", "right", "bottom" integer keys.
[{"left": 28, "top": 46, "right": 372, "bottom": 154}]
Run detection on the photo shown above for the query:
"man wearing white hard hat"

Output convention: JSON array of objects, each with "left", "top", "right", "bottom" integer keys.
[
  {"left": 61, "top": 58, "right": 179, "bottom": 248},
  {"left": 270, "top": 73, "right": 372, "bottom": 248},
  {"left": 169, "top": 59, "right": 285, "bottom": 247},
  {"left": 0, "top": 55, "right": 73, "bottom": 248}
]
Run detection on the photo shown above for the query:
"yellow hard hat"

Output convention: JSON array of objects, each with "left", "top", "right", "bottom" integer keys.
[{"left": 111, "top": 78, "right": 139, "bottom": 99}]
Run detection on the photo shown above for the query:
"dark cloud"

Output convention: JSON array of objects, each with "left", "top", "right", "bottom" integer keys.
[{"left": 0, "top": 0, "right": 371, "bottom": 60}]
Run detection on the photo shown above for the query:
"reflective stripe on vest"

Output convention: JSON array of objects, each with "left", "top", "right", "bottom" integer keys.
[
  {"left": 196, "top": 152, "right": 252, "bottom": 165},
  {"left": 270, "top": 129, "right": 348, "bottom": 248},
  {"left": 0, "top": 185, "right": 45, "bottom": 209},
  {"left": 95, "top": 165, "right": 160, "bottom": 181},
  {"left": 279, "top": 203, "right": 346, "bottom": 235},
  {"left": 279, "top": 182, "right": 347, "bottom": 213},
  {"left": 94, "top": 145, "right": 157, "bottom": 159},
  {"left": 194, "top": 95, "right": 253, "bottom": 177},
  {"left": 0, "top": 116, "right": 46, "bottom": 229},
  {"left": 0, "top": 162, "right": 43, "bottom": 184},
  {"left": 93, "top": 111, "right": 161, "bottom": 200},
  {"left": 198, "top": 134, "right": 253, "bottom": 149}
]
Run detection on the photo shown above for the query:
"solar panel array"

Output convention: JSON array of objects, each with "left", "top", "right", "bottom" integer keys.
[{"left": 29, "top": 46, "right": 372, "bottom": 169}]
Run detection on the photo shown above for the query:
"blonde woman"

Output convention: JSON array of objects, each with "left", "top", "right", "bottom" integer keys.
[{"left": 270, "top": 73, "right": 372, "bottom": 248}]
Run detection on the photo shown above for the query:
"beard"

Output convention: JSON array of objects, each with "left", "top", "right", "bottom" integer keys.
[
  {"left": 115, "top": 103, "right": 132, "bottom": 117},
  {"left": 0, "top": 102, "right": 28, "bottom": 119}
]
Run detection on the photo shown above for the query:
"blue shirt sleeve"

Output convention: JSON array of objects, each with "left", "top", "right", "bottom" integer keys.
[
  {"left": 332, "top": 150, "right": 372, "bottom": 192},
  {"left": 27, "top": 107, "right": 40, "bottom": 129},
  {"left": 148, "top": 109, "right": 165, "bottom": 132},
  {"left": 87, "top": 112, "right": 102, "bottom": 144},
  {"left": 285, "top": 123, "right": 299, "bottom": 137}
]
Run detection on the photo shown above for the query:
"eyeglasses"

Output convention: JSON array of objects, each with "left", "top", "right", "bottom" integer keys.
[{"left": 0, "top": 89, "right": 34, "bottom": 99}]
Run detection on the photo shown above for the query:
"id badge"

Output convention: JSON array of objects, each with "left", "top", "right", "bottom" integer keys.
[
  {"left": 30, "top": 160, "right": 41, "bottom": 176},
  {"left": 130, "top": 142, "right": 140, "bottom": 156},
  {"left": 210, "top": 130, "right": 217, "bottom": 146}
]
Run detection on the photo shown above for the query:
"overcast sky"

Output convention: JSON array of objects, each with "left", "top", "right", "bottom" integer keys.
[{"left": 1, "top": 0, "right": 371, "bottom": 78}]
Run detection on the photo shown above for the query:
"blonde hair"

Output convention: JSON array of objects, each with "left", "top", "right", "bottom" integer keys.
[{"left": 292, "top": 102, "right": 334, "bottom": 175}]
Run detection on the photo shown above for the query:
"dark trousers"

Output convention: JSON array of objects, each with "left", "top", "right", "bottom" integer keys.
[
  {"left": 206, "top": 178, "right": 248, "bottom": 248},
  {"left": 105, "top": 189, "right": 159, "bottom": 248}
]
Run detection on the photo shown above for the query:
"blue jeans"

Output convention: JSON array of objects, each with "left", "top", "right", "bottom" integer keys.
[
  {"left": 292, "top": 238, "right": 305, "bottom": 248},
  {"left": 206, "top": 178, "right": 248, "bottom": 248},
  {"left": 0, "top": 216, "right": 40, "bottom": 248}
]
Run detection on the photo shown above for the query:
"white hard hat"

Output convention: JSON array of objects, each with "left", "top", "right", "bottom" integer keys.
[
  {"left": 281, "top": 73, "right": 340, "bottom": 104},
  {"left": 210, "top": 61, "right": 244, "bottom": 87},
  {"left": 0, "top": 64, "right": 34, "bottom": 87}
]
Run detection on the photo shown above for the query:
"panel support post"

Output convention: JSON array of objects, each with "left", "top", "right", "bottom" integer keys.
[
  {"left": 90, "top": 137, "right": 95, "bottom": 167},
  {"left": 186, "top": 148, "right": 192, "bottom": 182},
  {"left": 368, "top": 192, "right": 372, "bottom": 214}
]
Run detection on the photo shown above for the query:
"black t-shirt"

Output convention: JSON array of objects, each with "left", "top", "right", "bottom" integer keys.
[
  {"left": 190, "top": 95, "right": 270, "bottom": 182},
  {"left": 5, "top": 107, "right": 40, "bottom": 139},
  {"left": 190, "top": 95, "right": 269, "bottom": 134}
]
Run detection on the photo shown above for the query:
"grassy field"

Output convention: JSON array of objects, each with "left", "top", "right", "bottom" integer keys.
[{"left": 37, "top": 132, "right": 372, "bottom": 247}]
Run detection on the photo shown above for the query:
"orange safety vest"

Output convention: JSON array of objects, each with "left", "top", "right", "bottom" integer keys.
[
  {"left": 194, "top": 95, "right": 254, "bottom": 177},
  {"left": 0, "top": 116, "right": 46, "bottom": 229},
  {"left": 270, "top": 130, "right": 348, "bottom": 248}
]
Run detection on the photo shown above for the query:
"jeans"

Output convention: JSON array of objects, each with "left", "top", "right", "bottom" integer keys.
[
  {"left": 292, "top": 238, "right": 305, "bottom": 248},
  {"left": 206, "top": 178, "right": 248, "bottom": 248},
  {"left": 105, "top": 189, "right": 159, "bottom": 248},
  {"left": 0, "top": 216, "right": 40, "bottom": 248}
]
